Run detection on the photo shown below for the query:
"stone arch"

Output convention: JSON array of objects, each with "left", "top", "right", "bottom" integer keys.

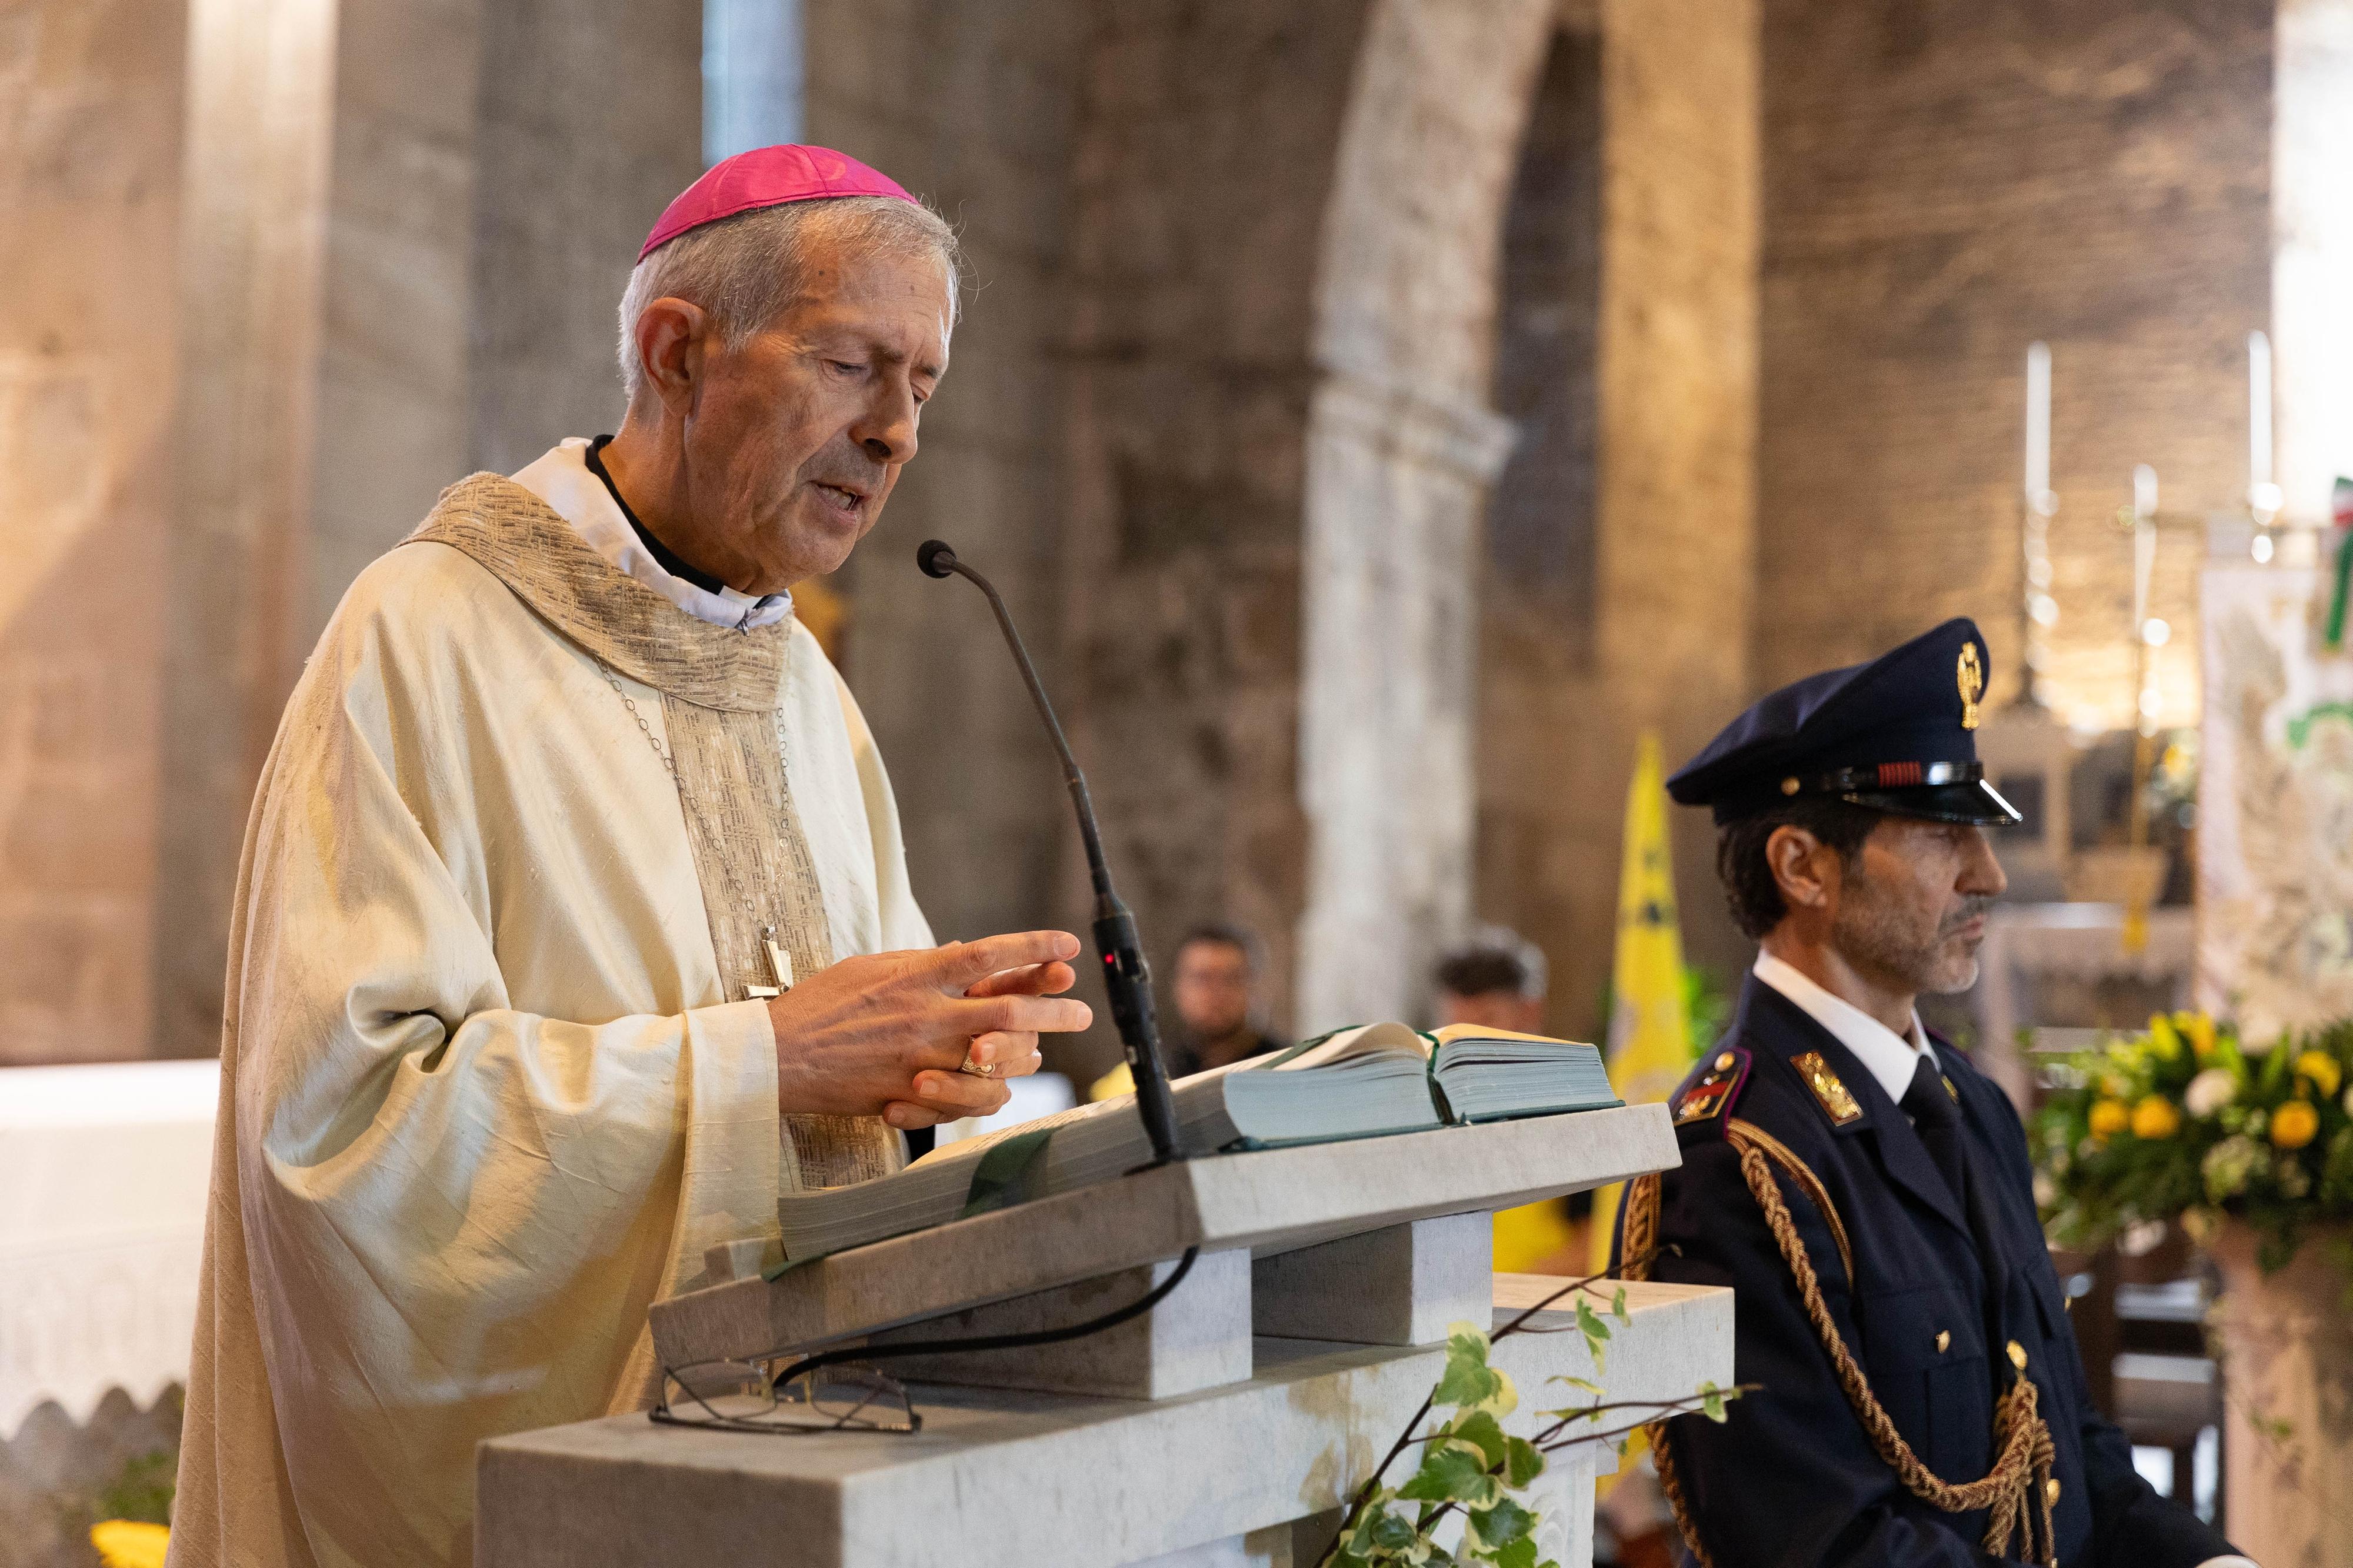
[{"left": 1293, "top": 0, "right": 1559, "bottom": 1028}]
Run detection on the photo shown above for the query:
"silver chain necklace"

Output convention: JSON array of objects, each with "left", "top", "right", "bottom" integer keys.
[{"left": 598, "top": 656, "right": 798, "bottom": 997}]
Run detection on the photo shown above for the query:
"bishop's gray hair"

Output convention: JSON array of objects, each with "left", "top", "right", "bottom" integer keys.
[{"left": 615, "top": 194, "right": 962, "bottom": 405}]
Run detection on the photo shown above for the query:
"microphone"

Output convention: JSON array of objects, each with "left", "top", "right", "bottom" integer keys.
[{"left": 917, "top": 539, "right": 1186, "bottom": 1166}]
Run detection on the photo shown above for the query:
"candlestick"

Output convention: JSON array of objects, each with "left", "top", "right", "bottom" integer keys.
[
  {"left": 2249, "top": 330, "right": 2273, "bottom": 493},
  {"left": 2025, "top": 341, "right": 2052, "bottom": 503}
]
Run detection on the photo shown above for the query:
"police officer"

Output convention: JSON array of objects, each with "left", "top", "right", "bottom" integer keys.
[{"left": 1618, "top": 620, "right": 2247, "bottom": 1567}]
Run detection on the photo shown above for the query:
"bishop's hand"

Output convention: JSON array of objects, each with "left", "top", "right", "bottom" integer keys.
[{"left": 765, "top": 930, "right": 1091, "bottom": 1129}]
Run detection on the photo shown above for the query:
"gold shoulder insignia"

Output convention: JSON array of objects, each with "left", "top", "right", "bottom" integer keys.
[{"left": 1792, "top": 1051, "right": 1864, "bottom": 1125}]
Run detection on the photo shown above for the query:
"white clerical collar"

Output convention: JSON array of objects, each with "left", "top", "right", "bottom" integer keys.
[
  {"left": 1752, "top": 952, "right": 1932, "bottom": 1107},
  {"left": 510, "top": 438, "right": 792, "bottom": 632}
]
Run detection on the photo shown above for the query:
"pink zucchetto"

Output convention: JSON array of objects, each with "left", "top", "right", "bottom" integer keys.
[{"left": 637, "top": 144, "right": 916, "bottom": 261}]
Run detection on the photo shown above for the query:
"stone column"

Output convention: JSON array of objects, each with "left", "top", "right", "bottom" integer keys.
[
  {"left": 468, "top": 0, "right": 704, "bottom": 475},
  {"left": 1588, "top": 0, "right": 1759, "bottom": 994},
  {"left": 153, "top": 0, "right": 701, "bottom": 1056},
  {"left": 303, "top": 0, "right": 482, "bottom": 648},
  {"left": 1295, "top": 0, "right": 1555, "bottom": 1033},
  {"left": 152, "top": 0, "right": 341, "bottom": 1056},
  {"left": 0, "top": 0, "right": 186, "bottom": 1065},
  {"left": 1295, "top": 374, "right": 1512, "bottom": 1031}
]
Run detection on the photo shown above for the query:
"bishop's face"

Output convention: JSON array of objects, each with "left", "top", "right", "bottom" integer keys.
[{"left": 679, "top": 242, "right": 951, "bottom": 594}]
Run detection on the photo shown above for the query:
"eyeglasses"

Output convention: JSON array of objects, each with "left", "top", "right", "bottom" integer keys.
[{"left": 651, "top": 1359, "right": 923, "bottom": 1434}]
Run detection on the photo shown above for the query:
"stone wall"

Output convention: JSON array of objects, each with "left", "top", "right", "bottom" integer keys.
[
  {"left": 469, "top": 0, "right": 703, "bottom": 477},
  {"left": 1055, "top": 0, "right": 1370, "bottom": 1060},
  {"left": 804, "top": 0, "right": 1088, "bottom": 980},
  {"left": 0, "top": 0, "right": 184, "bottom": 1065},
  {"left": 1757, "top": 0, "right": 2273, "bottom": 729},
  {"left": 1474, "top": 0, "right": 1761, "bottom": 1040}
]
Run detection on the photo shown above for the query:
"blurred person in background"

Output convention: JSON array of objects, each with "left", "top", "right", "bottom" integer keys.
[
  {"left": 1090, "top": 923, "right": 1289, "bottom": 1099},
  {"left": 1434, "top": 926, "right": 1549, "bottom": 1035},
  {"left": 1166, "top": 924, "right": 1289, "bottom": 1074}
]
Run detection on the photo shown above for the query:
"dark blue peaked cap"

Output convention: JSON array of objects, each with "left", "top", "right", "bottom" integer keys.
[{"left": 1667, "top": 618, "right": 2023, "bottom": 827}]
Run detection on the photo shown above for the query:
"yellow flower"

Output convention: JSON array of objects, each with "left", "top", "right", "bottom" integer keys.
[
  {"left": 2148, "top": 1015, "right": 2182, "bottom": 1059},
  {"left": 2272, "top": 1099, "right": 2321, "bottom": 1150},
  {"left": 2184, "top": 1013, "right": 2217, "bottom": 1059},
  {"left": 2294, "top": 1050, "right": 2342, "bottom": 1100},
  {"left": 2131, "top": 1096, "right": 2182, "bottom": 1140},
  {"left": 2089, "top": 1099, "right": 2131, "bottom": 1142},
  {"left": 91, "top": 1523, "right": 169, "bottom": 1568}
]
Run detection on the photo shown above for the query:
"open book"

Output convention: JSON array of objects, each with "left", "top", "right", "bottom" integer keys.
[{"left": 774, "top": 1023, "right": 1620, "bottom": 1262}]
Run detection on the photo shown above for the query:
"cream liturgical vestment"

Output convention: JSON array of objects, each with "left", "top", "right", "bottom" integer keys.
[{"left": 168, "top": 468, "right": 928, "bottom": 1568}]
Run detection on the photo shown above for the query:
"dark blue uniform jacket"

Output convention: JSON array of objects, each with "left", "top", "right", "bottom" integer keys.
[{"left": 1626, "top": 975, "right": 2236, "bottom": 1568}]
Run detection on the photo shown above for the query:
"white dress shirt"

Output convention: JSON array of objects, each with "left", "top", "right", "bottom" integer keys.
[
  {"left": 1749, "top": 955, "right": 2258, "bottom": 1568},
  {"left": 511, "top": 436, "right": 792, "bottom": 632},
  {"left": 1752, "top": 952, "right": 1935, "bottom": 1107}
]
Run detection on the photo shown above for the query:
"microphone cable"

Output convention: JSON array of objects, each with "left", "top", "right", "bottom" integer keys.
[{"left": 764, "top": 1246, "right": 1201, "bottom": 1388}]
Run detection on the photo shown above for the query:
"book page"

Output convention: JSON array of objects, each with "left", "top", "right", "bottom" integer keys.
[
  {"left": 904, "top": 1093, "right": 1129, "bottom": 1169},
  {"left": 1267, "top": 1022, "right": 1430, "bottom": 1069},
  {"left": 1425, "top": 1022, "right": 1589, "bottom": 1049}
]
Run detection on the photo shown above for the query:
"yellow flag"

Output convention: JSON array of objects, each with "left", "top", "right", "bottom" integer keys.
[{"left": 1589, "top": 731, "right": 1694, "bottom": 1276}]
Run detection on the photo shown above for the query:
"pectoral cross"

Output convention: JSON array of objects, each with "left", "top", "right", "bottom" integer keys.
[{"left": 746, "top": 924, "right": 794, "bottom": 999}]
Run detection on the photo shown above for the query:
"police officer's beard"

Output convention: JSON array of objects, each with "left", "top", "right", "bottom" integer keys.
[{"left": 1831, "top": 870, "right": 1993, "bottom": 998}]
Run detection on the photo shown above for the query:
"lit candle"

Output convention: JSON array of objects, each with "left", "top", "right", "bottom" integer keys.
[{"left": 2025, "top": 342, "right": 2052, "bottom": 503}]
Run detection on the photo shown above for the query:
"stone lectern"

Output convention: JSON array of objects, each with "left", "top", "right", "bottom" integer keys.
[{"left": 475, "top": 1103, "right": 1731, "bottom": 1568}]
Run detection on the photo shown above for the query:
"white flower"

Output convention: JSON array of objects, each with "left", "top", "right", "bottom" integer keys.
[
  {"left": 2202, "top": 1135, "right": 2263, "bottom": 1203},
  {"left": 2186, "top": 1067, "right": 2238, "bottom": 1117}
]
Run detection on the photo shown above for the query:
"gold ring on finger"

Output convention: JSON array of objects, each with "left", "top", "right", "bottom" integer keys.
[{"left": 958, "top": 1058, "right": 996, "bottom": 1078}]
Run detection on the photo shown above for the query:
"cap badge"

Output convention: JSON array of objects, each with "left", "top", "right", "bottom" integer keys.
[
  {"left": 1957, "top": 643, "right": 1984, "bottom": 730},
  {"left": 1792, "top": 1051, "right": 1864, "bottom": 1125}
]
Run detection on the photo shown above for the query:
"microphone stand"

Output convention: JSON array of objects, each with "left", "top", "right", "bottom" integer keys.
[{"left": 917, "top": 539, "right": 1187, "bottom": 1167}]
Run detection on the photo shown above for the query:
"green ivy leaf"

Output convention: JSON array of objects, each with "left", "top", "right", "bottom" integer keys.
[
  {"left": 1435, "top": 1326, "right": 1503, "bottom": 1408},
  {"left": 1546, "top": 1374, "right": 1605, "bottom": 1399},
  {"left": 1611, "top": 1285, "right": 1630, "bottom": 1325},
  {"left": 1504, "top": 1434, "right": 1546, "bottom": 1488},
  {"left": 1488, "top": 1539, "right": 1539, "bottom": 1568},
  {"left": 1399, "top": 1440, "right": 1498, "bottom": 1506},
  {"left": 1365, "top": 1510, "right": 1418, "bottom": 1552},
  {"left": 1451, "top": 1409, "right": 1509, "bottom": 1472},
  {"left": 1699, "top": 1379, "right": 1732, "bottom": 1423},
  {"left": 1575, "top": 1298, "right": 1612, "bottom": 1374},
  {"left": 1467, "top": 1495, "right": 1537, "bottom": 1552}
]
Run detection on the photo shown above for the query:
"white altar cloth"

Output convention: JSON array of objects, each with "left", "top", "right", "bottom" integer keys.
[{"left": 1, "top": 1059, "right": 219, "bottom": 1439}]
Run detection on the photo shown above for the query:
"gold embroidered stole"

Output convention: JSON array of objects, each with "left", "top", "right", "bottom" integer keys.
[{"left": 409, "top": 473, "right": 899, "bottom": 1189}]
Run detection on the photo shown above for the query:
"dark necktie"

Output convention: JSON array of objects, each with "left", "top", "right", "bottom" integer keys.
[
  {"left": 1901, "top": 1054, "right": 1970, "bottom": 1210},
  {"left": 1903, "top": 1053, "right": 2017, "bottom": 1360}
]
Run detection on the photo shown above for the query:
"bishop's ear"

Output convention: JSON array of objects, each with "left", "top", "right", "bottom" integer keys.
[
  {"left": 630, "top": 296, "right": 712, "bottom": 419},
  {"left": 1764, "top": 823, "right": 1841, "bottom": 915}
]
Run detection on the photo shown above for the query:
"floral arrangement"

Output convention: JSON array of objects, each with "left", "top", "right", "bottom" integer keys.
[{"left": 2035, "top": 1010, "right": 2353, "bottom": 1271}]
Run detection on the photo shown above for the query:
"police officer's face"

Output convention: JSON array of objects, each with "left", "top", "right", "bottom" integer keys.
[{"left": 1831, "top": 818, "right": 2008, "bottom": 995}]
